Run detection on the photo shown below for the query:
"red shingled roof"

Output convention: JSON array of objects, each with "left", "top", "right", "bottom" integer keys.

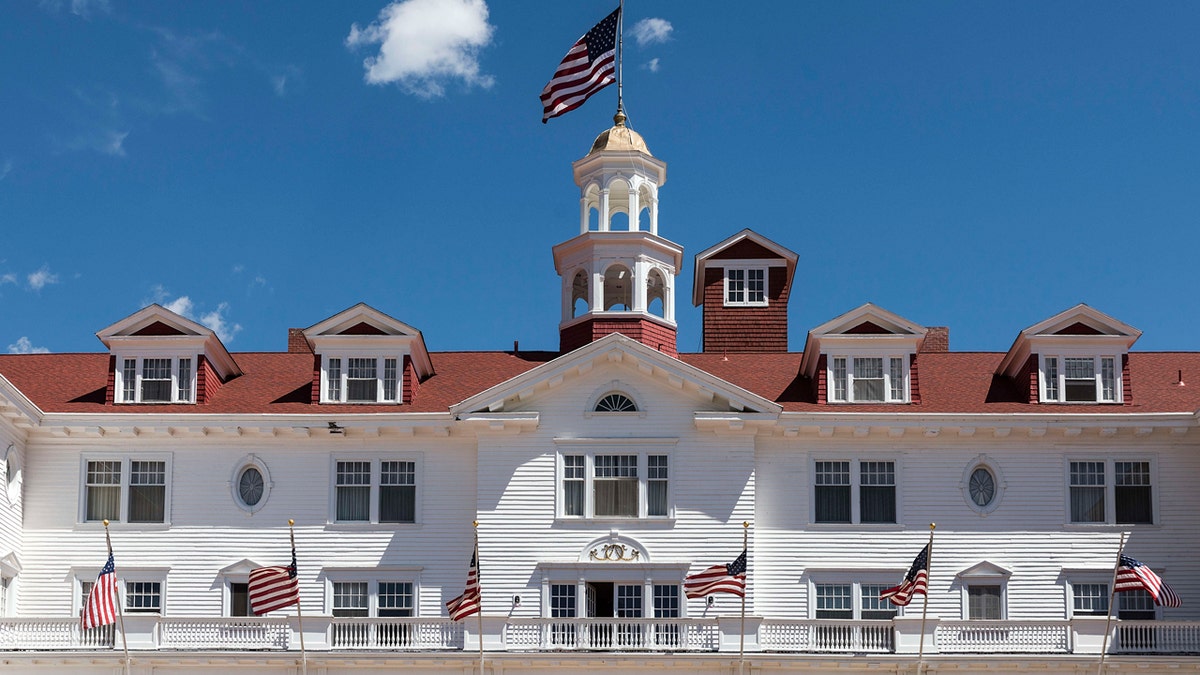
[{"left": 2, "top": 350, "right": 1199, "bottom": 415}]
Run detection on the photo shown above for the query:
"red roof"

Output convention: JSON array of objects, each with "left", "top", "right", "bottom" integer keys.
[{"left": 3, "top": 350, "right": 1199, "bottom": 415}]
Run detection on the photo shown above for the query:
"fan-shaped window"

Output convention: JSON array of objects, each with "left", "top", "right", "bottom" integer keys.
[{"left": 595, "top": 393, "right": 637, "bottom": 413}]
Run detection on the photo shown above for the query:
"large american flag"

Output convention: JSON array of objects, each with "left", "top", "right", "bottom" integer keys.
[
  {"left": 539, "top": 7, "right": 620, "bottom": 123},
  {"left": 1116, "top": 554, "right": 1182, "bottom": 608},
  {"left": 880, "top": 544, "right": 929, "bottom": 607},
  {"left": 684, "top": 549, "right": 747, "bottom": 599},
  {"left": 81, "top": 553, "right": 118, "bottom": 630},
  {"left": 446, "top": 551, "right": 481, "bottom": 621},
  {"left": 248, "top": 548, "right": 300, "bottom": 615}
]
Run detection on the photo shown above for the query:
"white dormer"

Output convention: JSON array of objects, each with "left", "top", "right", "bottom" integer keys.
[
  {"left": 97, "top": 305, "right": 241, "bottom": 405},
  {"left": 800, "top": 303, "right": 927, "bottom": 404},
  {"left": 997, "top": 304, "right": 1140, "bottom": 404},
  {"left": 302, "top": 304, "right": 434, "bottom": 405}
]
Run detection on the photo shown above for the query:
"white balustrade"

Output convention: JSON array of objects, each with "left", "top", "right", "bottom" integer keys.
[
  {"left": 758, "top": 620, "right": 893, "bottom": 653},
  {"left": 0, "top": 619, "right": 114, "bottom": 650},
  {"left": 936, "top": 620, "right": 1070, "bottom": 653},
  {"left": 328, "top": 618, "right": 464, "bottom": 650},
  {"left": 1114, "top": 620, "right": 1200, "bottom": 654},
  {"left": 159, "top": 617, "right": 290, "bottom": 650},
  {"left": 503, "top": 618, "right": 719, "bottom": 652}
]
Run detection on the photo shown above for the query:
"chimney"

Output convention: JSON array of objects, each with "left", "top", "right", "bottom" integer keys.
[
  {"left": 921, "top": 327, "right": 950, "bottom": 353},
  {"left": 288, "top": 328, "right": 313, "bottom": 354}
]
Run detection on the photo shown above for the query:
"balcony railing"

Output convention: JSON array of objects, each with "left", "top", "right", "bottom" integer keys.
[
  {"left": 0, "top": 620, "right": 114, "bottom": 650},
  {"left": 935, "top": 620, "right": 1071, "bottom": 653},
  {"left": 159, "top": 617, "right": 290, "bottom": 650},
  {"left": 329, "top": 618, "right": 464, "bottom": 650},
  {"left": 759, "top": 619, "right": 893, "bottom": 653},
  {"left": 1114, "top": 620, "right": 1200, "bottom": 654},
  {"left": 503, "top": 618, "right": 719, "bottom": 652}
]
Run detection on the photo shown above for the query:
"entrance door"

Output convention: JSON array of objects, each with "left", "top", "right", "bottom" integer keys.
[{"left": 584, "top": 582, "right": 643, "bottom": 648}]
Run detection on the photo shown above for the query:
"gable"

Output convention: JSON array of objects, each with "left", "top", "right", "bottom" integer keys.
[
  {"left": 997, "top": 304, "right": 1141, "bottom": 378},
  {"left": 133, "top": 321, "right": 188, "bottom": 337},
  {"left": 800, "top": 303, "right": 927, "bottom": 379}
]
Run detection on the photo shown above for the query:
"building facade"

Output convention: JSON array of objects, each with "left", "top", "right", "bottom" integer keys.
[{"left": 0, "top": 116, "right": 1198, "bottom": 674}]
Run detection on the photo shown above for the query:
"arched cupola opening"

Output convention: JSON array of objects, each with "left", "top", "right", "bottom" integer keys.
[
  {"left": 603, "top": 264, "right": 633, "bottom": 311},
  {"left": 646, "top": 268, "right": 667, "bottom": 318},
  {"left": 571, "top": 270, "right": 590, "bottom": 319}
]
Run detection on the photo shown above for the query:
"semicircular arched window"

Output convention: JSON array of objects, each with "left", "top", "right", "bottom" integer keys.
[{"left": 595, "top": 393, "right": 637, "bottom": 413}]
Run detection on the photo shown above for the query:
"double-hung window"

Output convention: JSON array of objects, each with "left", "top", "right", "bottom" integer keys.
[
  {"left": 333, "top": 458, "right": 418, "bottom": 524},
  {"left": 323, "top": 355, "right": 401, "bottom": 403},
  {"left": 1071, "top": 583, "right": 1109, "bottom": 617},
  {"left": 116, "top": 356, "right": 195, "bottom": 403},
  {"left": 814, "top": 459, "right": 897, "bottom": 524},
  {"left": 558, "top": 449, "right": 672, "bottom": 519},
  {"left": 828, "top": 356, "right": 909, "bottom": 403},
  {"left": 329, "top": 579, "right": 416, "bottom": 647},
  {"left": 725, "top": 267, "right": 767, "bottom": 306},
  {"left": 81, "top": 457, "right": 170, "bottom": 524},
  {"left": 812, "top": 582, "right": 898, "bottom": 620},
  {"left": 1041, "top": 355, "right": 1120, "bottom": 403},
  {"left": 1068, "top": 459, "right": 1154, "bottom": 524}
]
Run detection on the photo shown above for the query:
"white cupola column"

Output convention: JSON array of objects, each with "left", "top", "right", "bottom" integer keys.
[
  {"left": 599, "top": 189, "right": 611, "bottom": 232},
  {"left": 649, "top": 193, "right": 659, "bottom": 235},
  {"left": 579, "top": 196, "right": 589, "bottom": 234},
  {"left": 627, "top": 181, "right": 641, "bottom": 232}
]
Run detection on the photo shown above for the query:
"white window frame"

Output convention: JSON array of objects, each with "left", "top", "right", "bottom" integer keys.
[
  {"left": 328, "top": 455, "right": 422, "bottom": 526},
  {"left": 806, "top": 575, "right": 903, "bottom": 619},
  {"left": 723, "top": 266, "right": 768, "bottom": 307},
  {"left": 76, "top": 569, "right": 168, "bottom": 615},
  {"left": 827, "top": 354, "right": 910, "bottom": 403},
  {"left": 323, "top": 569, "right": 421, "bottom": 617},
  {"left": 962, "top": 582, "right": 1007, "bottom": 620},
  {"left": 539, "top": 572, "right": 690, "bottom": 619},
  {"left": 78, "top": 455, "right": 173, "bottom": 526},
  {"left": 113, "top": 354, "right": 196, "bottom": 404},
  {"left": 1066, "top": 577, "right": 1112, "bottom": 618},
  {"left": 555, "top": 441, "right": 677, "bottom": 521},
  {"left": 1039, "top": 353, "right": 1122, "bottom": 403},
  {"left": 811, "top": 457, "right": 901, "bottom": 526},
  {"left": 230, "top": 455, "right": 273, "bottom": 514},
  {"left": 1064, "top": 457, "right": 1157, "bottom": 526},
  {"left": 320, "top": 353, "right": 403, "bottom": 404}
]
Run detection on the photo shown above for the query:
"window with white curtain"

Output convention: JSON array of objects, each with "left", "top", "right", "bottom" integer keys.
[
  {"left": 332, "top": 458, "right": 418, "bottom": 524},
  {"left": 81, "top": 456, "right": 170, "bottom": 524},
  {"left": 1040, "top": 354, "right": 1120, "bottom": 403},
  {"left": 1068, "top": 459, "right": 1153, "bottom": 525},
  {"left": 558, "top": 451, "right": 672, "bottom": 519},
  {"left": 114, "top": 356, "right": 195, "bottom": 403},
  {"left": 828, "top": 355, "right": 909, "bottom": 403},
  {"left": 814, "top": 459, "right": 897, "bottom": 524},
  {"left": 812, "top": 581, "right": 898, "bottom": 619},
  {"left": 322, "top": 355, "right": 402, "bottom": 403}
]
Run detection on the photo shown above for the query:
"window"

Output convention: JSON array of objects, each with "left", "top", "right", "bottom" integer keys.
[
  {"left": 559, "top": 452, "right": 671, "bottom": 519},
  {"left": 814, "top": 459, "right": 896, "bottom": 524},
  {"left": 81, "top": 457, "right": 170, "bottom": 524},
  {"left": 1040, "top": 355, "right": 1120, "bottom": 403},
  {"left": 1118, "top": 589, "right": 1156, "bottom": 620},
  {"left": 332, "top": 458, "right": 418, "bottom": 524},
  {"left": 595, "top": 393, "right": 637, "bottom": 412},
  {"left": 125, "top": 581, "right": 162, "bottom": 613},
  {"left": 1068, "top": 459, "right": 1154, "bottom": 524},
  {"left": 333, "top": 581, "right": 369, "bottom": 617},
  {"left": 231, "top": 456, "right": 272, "bottom": 513},
  {"left": 238, "top": 467, "right": 265, "bottom": 507},
  {"left": 114, "top": 356, "right": 195, "bottom": 403},
  {"left": 725, "top": 267, "right": 767, "bottom": 306},
  {"left": 967, "top": 585, "right": 1002, "bottom": 620},
  {"left": 329, "top": 578, "right": 416, "bottom": 647},
  {"left": 812, "top": 582, "right": 898, "bottom": 620},
  {"left": 0, "top": 575, "right": 9, "bottom": 616},
  {"left": 968, "top": 466, "right": 998, "bottom": 509},
  {"left": 828, "top": 356, "right": 909, "bottom": 403},
  {"left": 230, "top": 582, "right": 251, "bottom": 616},
  {"left": 1072, "top": 583, "right": 1109, "bottom": 617},
  {"left": 322, "top": 356, "right": 401, "bottom": 403}
]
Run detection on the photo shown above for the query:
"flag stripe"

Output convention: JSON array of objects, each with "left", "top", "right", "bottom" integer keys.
[
  {"left": 880, "top": 544, "right": 930, "bottom": 608},
  {"left": 249, "top": 547, "right": 300, "bottom": 615},
  {"left": 684, "top": 550, "right": 747, "bottom": 599},
  {"left": 447, "top": 551, "right": 480, "bottom": 621},
  {"left": 81, "top": 553, "right": 118, "bottom": 630},
  {"left": 540, "top": 7, "right": 620, "bottom": 123},
  {"left": 1116, "top": 554, "right": 1182, "bottom": 608}
]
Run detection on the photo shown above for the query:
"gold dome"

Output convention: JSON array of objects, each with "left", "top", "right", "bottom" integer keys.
[{"left": 588, "top": 110, "right": 652, "bottom": 156}]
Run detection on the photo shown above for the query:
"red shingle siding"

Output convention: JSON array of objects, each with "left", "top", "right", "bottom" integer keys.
[
  {"left": 403, "top": 355, "right": 419, "bottom": 404},
  {"left": 815, "top": 354, "right": 828, "bottom": 404},
  {"left": 1056, "top": 322, "right": 1104, "bottom": 336},
  {"left": 310, "top": 354, "right": 321, "bottom": 405},
  {"left": 342, "top": 322, "right": 387, "bottom": 336},
  {"left": 846, "top": 321, "right": 889, "bottom": 335},
  {"left": 105, "top": 354, "right": 116, "bottom": 405},
  {"left": 1122, "top": 354, "right": 1132, "bottom": 405},
  {"left": 710, "top": 239, "right": 780, "bottom": 260},
  {"left": 560, "top": 317, "right": 677, "bottom": 357},
  {"left": 132, "top": 321, "right": 186, "bottom": 336},
  {"left": 1022, "top": 354, "right": 1039, "bottom": 403},
  {"left": 909, "top": 354, "right": 921, "bottom": 404},
  {"left": 701, "top": 267, "right": 789, "bottom": 353},
  {"left": 197, "top": 355, "right": 223, "bottom": 404},
  {"left": 288, "top": 328, "right": 312, "bottom": 353}
]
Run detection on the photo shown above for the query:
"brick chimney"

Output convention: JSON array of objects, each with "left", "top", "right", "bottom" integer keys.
[
  {"left": 921, "top": 326, "right": 950, "bottom": 353},
  {"left": 288, "top": 328, "right": 313, "bottom": 353}
]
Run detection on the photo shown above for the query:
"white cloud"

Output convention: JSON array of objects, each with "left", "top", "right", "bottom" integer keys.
[
  {"left": 644, "top": 58, "right": 661, "bottom": 73},
  {"left": 150, "top": 287, "right": 243, "bottom": 343},
  {"left": 1, "top": 273, "right": 16, "bottom": 285},
  {"left": 630, "top": 18, "right": 672, "bottom": 47},
  {"left": 27, "top": 265, "right": 59, "bottom": 291},
  {"left": 200, "top": 303, "right": 243, "bottom": 343},
  {"left": 71, "top": 0, "right": 111, "bottom": 18},
  {"left": 163, "top": 295, "right": 193, "bottom": 317},
  {"left": 346, "top": 0, "right": 495, "bottom": 98},
  {"left": 7, "top": 337, "right": 50, "bottom": 354}
]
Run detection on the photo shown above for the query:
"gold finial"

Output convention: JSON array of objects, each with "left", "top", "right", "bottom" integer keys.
[
  {"left": 743, "top": 521, "right": 750, "bottom": 528},
  {"left": 102, "top": 519, "right": 109, "bottom": 527},
  {"left": 930, "top": 523, "right": 937, "bottom": 530},
  {"left": 288, "top": 519, "right": 294, "bottom": 526},
  {"left": 473, "top": 520, "right": 479, "bottom": 528},
  {"left": 613, "top": 109, "right": 626, "bottom": 127}
]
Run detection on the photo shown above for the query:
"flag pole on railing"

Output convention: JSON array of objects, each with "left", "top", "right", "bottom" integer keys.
[
  {"left": 917, "top": 523, "right": 936, "bottom": 675},
  {"left": 1097, "top": 531, "right": 1127, "bottom": 675},
  {"left": 739, "top": 520, "right": 749, "bottom": 675},
  {"left": 288, "top": 519, "right": 307, "bottom": 675},
  {"left": 102, "top": 520, "right": 131, "bottom": 675}
]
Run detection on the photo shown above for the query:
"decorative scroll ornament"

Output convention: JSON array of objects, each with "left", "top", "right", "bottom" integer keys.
[{"left": 589, "top": 543, "right": 640, "bottom": 562}]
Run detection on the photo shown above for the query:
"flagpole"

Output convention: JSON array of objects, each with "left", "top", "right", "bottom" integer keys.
[
  {"left": 102, "top": 520, "right": 131, "bottom": 675},
  {"left": 1097, "top": 532, "right": 1127, "bottom": 675},
  {"left": 288, "top": 519, "right": 307, "bottom": 675},
  {"left": 738, "top": 521, "right": 748, "bottom": 675},
  {"left": 916, "top": 523, "right": 935, "bottom": 675},
  {"left": 616, "top": 0, "right": 624, "bottom": 116},
  {"left": 475, "top": 521, "right": 484, "bottom": 675}
]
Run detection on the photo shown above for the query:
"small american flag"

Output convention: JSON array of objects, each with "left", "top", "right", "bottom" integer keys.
[
  {"left": 1116, "top": 554, "right": 1181, "bottom": 608},
  {"left": 539, "top": 7, "right": 620, "bottom": 123},
  {"left": 684, "top": 549, "right": 747, "bottom": 599},
  {"left": 248, "top": 548, "right": 300, "bottom": 615},
  {"left": 81, "top": 553, "right": 118, "bottom": 630},
  {"left": 446, "top": 551, "right": 481, "bottom": 621},
  {"left": 880, "top": 544, "right": 929, "bottom": 607}
]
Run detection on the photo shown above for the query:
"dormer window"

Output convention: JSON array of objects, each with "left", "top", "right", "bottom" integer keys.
[
  {"left": 724, "top": 267, "right": 767, "bottom": 306},
  {"left": 1040, "top": 355, "right": 1119, "bottom": 403},
  {"left": 116, "top": 356, "right": 195, "bottom": 404},
  {"left": 829, "top": 355, "right": 909, "bottom": 403},
  {"left": 323, "top": 356, "right": 400, "bottom": 404}
]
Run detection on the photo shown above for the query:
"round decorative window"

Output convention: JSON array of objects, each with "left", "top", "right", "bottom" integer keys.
[
  {"left": 968, "top": 467, "right": 996, "bottom": 507},
  {"left": 595, "top": 393, "right": 637, "bottom": 412},
  {"left": 238, "top": 467, "right": 265, "bottom": 507}
]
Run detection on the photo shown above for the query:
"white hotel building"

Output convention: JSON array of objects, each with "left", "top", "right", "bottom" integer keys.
[{"left": 0, "top": 115, "right": 1198, "bottom": 674}]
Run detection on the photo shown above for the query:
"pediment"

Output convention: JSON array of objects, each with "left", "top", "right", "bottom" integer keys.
[
  {"left": 997, "top": 304, "right": 1141, "bottom": 377},
  {"left": 800, "top": 303, "right": 928, "bottom": 378},
  {"left": 0, "top": 550, "right": 21, "bottom": 575},
  {"left": 303, "top": 303, "right": 433, "bottom": 379},
  {"left": 96, "top": 304, "right": 241, "bottom": 379},
  {"left": 218, "top": 558, "right": 263, "bottom": 576},
  {"left": 957, "top": 560, "right": 1012, "bottom": 578},
  {"left": 450, "top": 333, "right": 781, "bottom": 416}
]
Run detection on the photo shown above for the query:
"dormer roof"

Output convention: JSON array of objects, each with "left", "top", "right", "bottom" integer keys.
[
  {"left": 799, "top": 303, "right": 928, "bottom": 379},
  {"left": 96, "top": 304, "right": 242, "bottom": 379},
  {"left": 996, "top": 304, "right": 1142, "bottom": 378},
  {"left": 302, "top": 303, "right": 434, "bottom": 379},
  {"left": 691, "top": 229, "right": 798, "bottom": 307}
]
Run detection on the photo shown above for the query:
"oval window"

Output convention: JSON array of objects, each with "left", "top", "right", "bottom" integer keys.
[
  {"left": 968, "top": 467, "right": 996, "bottom": 508},
  {"left": 238, "top": 466, "right": 265, "bottom": 507}
]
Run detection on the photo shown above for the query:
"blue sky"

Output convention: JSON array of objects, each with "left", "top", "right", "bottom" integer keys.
[{"left": 2, "top": 1, "right": 1198, "bottom": 356}]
